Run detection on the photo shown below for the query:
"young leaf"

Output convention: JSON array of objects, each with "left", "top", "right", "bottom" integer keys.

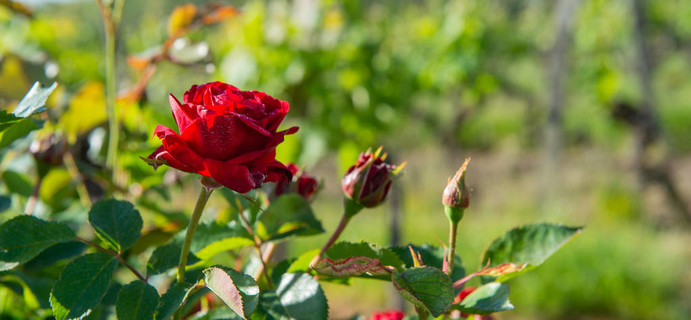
[
  {"left": 392, "top": 266, "right": 454, "bottom": 317},
  {"left": 49, "top": 253, "right": 118, "bottom": 320},
  {"left": 147, "top": 243, "right": 200, "bottom": 276},
  {"left": 453, "top": 282, "right": 513, "bottom": 314},
  {"left": 2, "top": 170, "right": 33, "bottom": 197},
  {"left": 204, "top": 267, "right": 259, "bottom": 319},
  {"left": 173, "top": 222, "right": 253, "bottom": 260},
  {"left": 0, "top": 215, "right": 75, "bottom": 271},
  {"left": 481, "top": 223, "right": 583, "bottom": 277},
  {"left": 156, "top": 282, "right": 194, "bottom": 320},
  {"left": 274, "top": 273, "right": 328, "bottom": 320},
  {"left": 88, "top": 199, "right": 143, "bottom": 252},
  {"left": 116, "top": 280, "right": 160, "bottom": 320},
  {"left": 256, "top": 194, "right": 324, "bottom": 242},
  {"left": 0, "top": 111, "right": 22, "bottom": 133},
  {"left": 12, "top": 82, "right": 57, "bottom": 117},
  {"left": 0, "top": 117, "right": 38, "bottom": 149},
  {"left": 286, "top": 249, "right": 321, "bottom": 273}
]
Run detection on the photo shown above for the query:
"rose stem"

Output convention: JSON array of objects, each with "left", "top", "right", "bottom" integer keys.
[
  {"left": 24, "top": 176, "right": 42, "bottom": 215},
  {"left": 415, "top": 305, "right": 429, "bottom": 320},
  {"left": 447, "top": 220, "right": 459, "bottom": 275},
  {"left": 94, "top": 0, "right": 125, "bottom": 183},
  {"left": 237, "top": 210, "right": 274, "bottom": 289},
  {"left": 63, "top": 150, "right": 92, "bottom": 207},
  {"left": 310, "top": 212, "right": 352, "bottom": 269},
  {"left": 177, "top": 186, "right": 212, "bottom": 283},
  {"left": 76, "top": 236, "right": 146, "bottom": 282}
]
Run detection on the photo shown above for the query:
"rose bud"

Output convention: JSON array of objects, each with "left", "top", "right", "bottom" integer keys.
[
  {"left": 274, "top": 163, "right": 319, "bottom": 201},
  {"left": 442, "top": 158, "right": 470, "bottom": 224},
  {"left": 342, "top": 147, "right": 405, "bottom": 213},
  {"left": 147, "top": 82, "right": 298, "bottom": 193},
  {"left": 30, "top": 134, "right": 66, "bottom": 167},
  {"left": 370, "top": 310, "right": 405, "bottom": 320}
]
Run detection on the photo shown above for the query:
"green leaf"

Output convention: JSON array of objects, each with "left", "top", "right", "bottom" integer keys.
[
  {"left": 392, "top": 266, "right": 454, "bottom": 317},
  {"left": 481, "top": 223, "right": 583, "bottom": 277},
  {"left": 156, "top": 282, "right": 193, "bottom": 320},
  {"left": 0, "top": 111, "right": 22, "bottom": 133},
  {"left": 88, "top": 199, "right": 143, "bottom": 252},
  {"left": 0, "top": 195, "right": 10, "bottom": 213},
  {"left": 0, "top": 215, "right": 76, "bottom": 271},
  {"left": 0, "top": 117, "right": 38, "bottom": 149},
  {"left": 147, "top": 243, "right": 200, "bottom": 276},
  {"left": 0, "top": 82, "right": 55, "bottom": 149},
  {"left": 204, "top": 267, "right": 259, "bottom": 319},
  {"left": 256, "top": 194, "right": 324, "bottom": 242},
  {"left": 275, "top": 273, "right": 328, "bottom": 320},
  {"left": 115, "top": 280, "right": 160, "bottom": 320},
  {"left": 12, "top": 81, "right": 57, "bottom": 117},
  {"left": 49, "top": 253, "right": 118, "bottom": 320},
  {"left": 2, "top": 170, "right": 34, "bottom": 197},
  {"left": 390, "top": 244, "right": 465, "bottom": 281},
  {"left": 453, "top": 282, "right": 513, "bottom": 314},
  {"left": 287, "top": 249, "right": 321, "bottom": 274},
  {"left": 24, "top": 241, "right": 86, "bottom": 270},
  {"left": 326, "top": 241, "right": 404, "bottom": 270},
  {"left": 187, "top": 308, "right": 244, "bottom": 319},
  {"left": 174, "top": 222, "right": 253, "bottom": 261}
]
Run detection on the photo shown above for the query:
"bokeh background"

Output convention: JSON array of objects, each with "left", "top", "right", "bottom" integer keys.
[{"left": 2, "top": 0, "right": 691, "bottom": 319}]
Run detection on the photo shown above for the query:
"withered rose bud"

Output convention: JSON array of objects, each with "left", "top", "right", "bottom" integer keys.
[
  {"left": 29, "top": 134, "right": 66, "bottom": 167},
  {"left": 342, "top": 147, "right": 404, "bottom": 212},
  {"left": 442, "top": 158, "right": 470, "bottom": 223}
]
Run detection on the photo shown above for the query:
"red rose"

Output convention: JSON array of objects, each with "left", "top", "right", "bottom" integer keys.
[
  {"left": 370, "top": 310, "right": 405, "bottom": 320},
  {"left": 342, "top": 147, "right": 404, "bottom": 208},
  {"left": 274, "top": 163, "right": 319, "bottom": 201},
  {"left": 148, "top": 82, "right": 298, "bottom": 193}
]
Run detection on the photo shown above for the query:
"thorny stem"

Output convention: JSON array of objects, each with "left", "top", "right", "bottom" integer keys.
[
  {"left": 310, "top": 212, "right": 352, "bottom": 269},
  {"left": 178, "top": 187, "right": 211, "bottom": 283},
  {"left": 76, "top": 236, "right": 146, "bottom": 282}
]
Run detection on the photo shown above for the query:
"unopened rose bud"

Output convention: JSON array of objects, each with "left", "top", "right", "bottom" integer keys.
[
  {"left": 342, "top": 147, "right": 405, "bottom": 214},
  {"left": 274, "top": 163, "right": 319, "bottom": 201},
  {"left": 442, "top": 158, "right": 470, "bottom": 223}
]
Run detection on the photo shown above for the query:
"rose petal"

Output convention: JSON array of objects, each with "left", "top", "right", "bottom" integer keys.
[
  {"left": 170, "top": 94, "right": 194, "bottom": 132},
  {"left": 148, "top": 147, "right": 195, "bottom": 173},
  {"left": 154, "top": 125, "right": 207, "bottom": 174},
  {"left": 204, "top": 158, "right": 256, "bottom": 193},
  {"left": 180, "top": 115, "right": 272, "bottom": 161}
]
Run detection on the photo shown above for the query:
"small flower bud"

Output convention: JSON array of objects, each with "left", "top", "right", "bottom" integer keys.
[
  {"left": 341, "top": 147, "right": 405, "bottom": 212},
  {"left": 274, "top": 163, "right": 320, "bottom": 201},
  {"left": 442, "top": 159, "right": 470, "bottom": 224},
  {"left": 442, "top": 158, "right": 470, "bottom": 209}
]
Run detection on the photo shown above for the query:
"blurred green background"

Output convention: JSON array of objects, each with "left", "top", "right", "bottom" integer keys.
[{"left": 1, "top": 0, "right": 691, "bottom": 319}]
